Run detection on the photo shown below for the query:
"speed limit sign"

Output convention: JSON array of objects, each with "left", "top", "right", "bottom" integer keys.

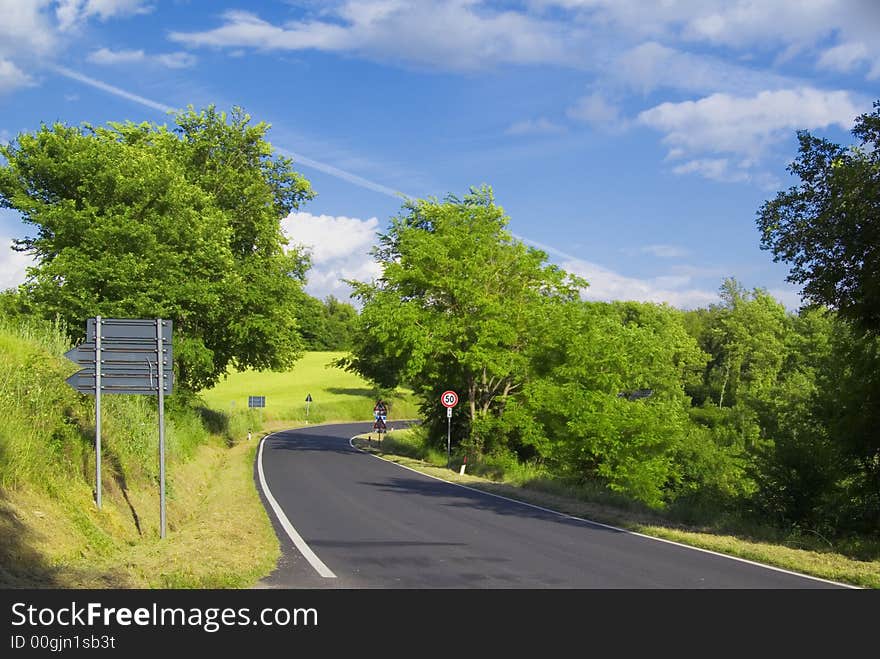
[{"left": 441, "top": 390, "right": 458, "bottom": 408}]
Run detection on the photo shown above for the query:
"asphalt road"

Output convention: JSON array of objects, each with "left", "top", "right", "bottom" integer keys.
[{"left": 255, "top": 422, "right": 848, "bottom": 589}]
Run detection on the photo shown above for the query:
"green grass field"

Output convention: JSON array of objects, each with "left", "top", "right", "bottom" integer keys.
[{"left": 198, "top": 351, "right": 420, "bottom": 424}]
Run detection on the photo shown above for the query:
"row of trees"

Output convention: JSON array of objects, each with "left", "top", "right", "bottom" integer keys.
[{"left": 341, "top": 103, "right": 880, "bottom": 535}]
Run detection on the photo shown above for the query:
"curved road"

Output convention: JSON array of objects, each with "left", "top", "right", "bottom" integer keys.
[{"left": 255, "top": 422, "right": 848, "bottom": 589}]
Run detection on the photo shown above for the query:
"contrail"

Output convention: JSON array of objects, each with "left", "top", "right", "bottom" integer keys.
[
  {"left": 51, "top": 65, "right": 585, "bottom": 264},
  {"left": 52, "top": 65, "right": 413, "bottom": 199},
  {"left": 52, "top": 65, "right": 177, "bottom": 114}
]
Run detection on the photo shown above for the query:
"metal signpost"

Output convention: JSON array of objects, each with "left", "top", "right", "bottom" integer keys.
[
  {"left": 65, "top": 317, "right": 173, "bottom": 538},
  {"left": 441, "top": 390, "right": 458, "bottom": 469},
  {"left": 248, "top": 396, "right": 266, "bottom": 408}
]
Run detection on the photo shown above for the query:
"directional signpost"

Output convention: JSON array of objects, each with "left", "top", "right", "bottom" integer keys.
[
  {"left": 65, "top": 317, "right": 173, "bottom": 538},
  {"left": 248, "top": 396, "right": 266, "bottom": 408},
  {"left": 441, "top": 390, "right": 458, "bottom": 469}
]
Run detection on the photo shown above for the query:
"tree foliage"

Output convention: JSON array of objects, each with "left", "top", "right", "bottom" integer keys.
[
  {"left": 757, "top": 101, "right": 880, "bottom": 332},
  {"left": 0, "top": 106, "right": 314, "bottom": 391},
  {"left": 342, "top": 186, "right": 583, "bottom": 451}
]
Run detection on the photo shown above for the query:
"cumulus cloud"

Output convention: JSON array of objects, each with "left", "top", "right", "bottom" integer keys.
[
  {"left": 281, "top": 211, "right": 383, "bottom": 300},
  {"left": 560, "top": 257, "right": 719, "bottom": 309},
  {"left": 638, "top": 88, "right": 863, "bottom": 171},
  {"left": 169, "top": 4, "right": 580, "bottom": 72}
]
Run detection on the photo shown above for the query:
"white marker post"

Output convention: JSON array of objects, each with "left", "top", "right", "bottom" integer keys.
[{"left": 441, "top": 390, "right": 458, "bottom": 469}]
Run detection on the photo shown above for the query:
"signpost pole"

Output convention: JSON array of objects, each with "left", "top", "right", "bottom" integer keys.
[
  {"left": 156, "top": 318, "right": 166, "bottom": 540},
  {"left": 447, "top": 412, "right": 451, "bottom": 469},
  {"left": 95, "top": 316, "right": 102, "bottom": 510}
]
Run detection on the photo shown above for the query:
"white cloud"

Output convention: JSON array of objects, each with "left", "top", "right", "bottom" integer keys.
[
  {"left": 537, "top": 1, "right": 880, "bottom": 82},
  {"left": 615, "top": 41, "right": 792, "bottom": 96},
  {"left": 506, "top": 118, "right": 566, "bottom": 136},
  {"left": 566, "top": 91, "right": 621, "bottom": 126},
  {"left": 56, "top": 0, "right": 153, "bottom": 32},
  {"left": 0, "top": 240, "right": 34, "bottom": 291},
  {"left": 87, "top": 47, "right": 144, "bottom": 64},
  {"left": 280, "top": 211, "right": 382, "bottom": 300},
  {"left": 817, "top": 41, "right": 870, "bottom": 75},
  {"left": 0, "top": 59, "right": 33, "bottom": 94},
  {"left": 153, "top": 52, "right": 197, "bottom": 69},
  {"left": 169, "top": 4, "right": 580, "bottom": 72},
  {"left": 87, "top": 47, "right": 197, "bottom": 68},
  {"left": 560, "top": 257, "right": 719, "bottom": 309},
  {"left": 638, "top": 88, "right": 863, "bottom": 165},
  {"left": 0, "top": 0, "right": 56, "bottom": 58}
]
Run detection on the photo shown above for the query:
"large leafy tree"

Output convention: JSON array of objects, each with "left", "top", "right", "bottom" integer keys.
[
  {"left": 0, "top": 106, "right": 314, "bottom": 391},
  {"left": 756, "top": 100, "right": 880, "bottom": 332},
  {"left": 342, "top": 186, "right": 583, "bottom": 452},
  {"left": 522, "top": 301, "right": 708, "bottom": 507}
]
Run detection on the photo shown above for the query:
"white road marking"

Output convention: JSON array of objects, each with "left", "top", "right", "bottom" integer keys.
[
  {"left": 258, "top": 431, "right": 336, "bottom": 578},
  {"left": 349, "top": 435, "right": 860, "bottom": 589}
]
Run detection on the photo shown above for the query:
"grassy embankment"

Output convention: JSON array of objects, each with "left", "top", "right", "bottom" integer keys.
[
  {"left": 352, "top": 427, "right": 880, "bottom": 589},
  {"left": 0, "top": 318, "right": 415, "bottom": 588}
]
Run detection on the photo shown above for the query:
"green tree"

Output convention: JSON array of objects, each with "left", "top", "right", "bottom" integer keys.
[
  {"left": 756, "top": 100, "right": 880, "bottom": 332},
  {"left": 523, "top": 301, "right": 708, "bottom": 507},
  {"left": 321, "top": 296, "right": 357, "bottom": 350},
  {"left": 342, "top": 186, "right": 583, "bottom": 453},
  {"left": 0, "top": 106, "right": 315, "bottom": 391}
]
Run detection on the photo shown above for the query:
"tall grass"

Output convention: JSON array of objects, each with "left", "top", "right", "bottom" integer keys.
[{"left": 0, "top": 316, "right": 213, "bottom": 494}]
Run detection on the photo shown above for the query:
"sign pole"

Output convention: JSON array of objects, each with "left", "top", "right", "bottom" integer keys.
[
  {"left": 440, "top": 391, "right": 458, "bottom": 471},
  {"left": 447, "top": 412, "right": 451, "bottom": 469},
  {"left": 156, "top": 318, "right": 166, "bottom": 539},
  {"left": 95, "top": 316, "right": 102, "bottom": 510}
]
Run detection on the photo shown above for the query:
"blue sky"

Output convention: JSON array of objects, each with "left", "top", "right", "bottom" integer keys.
[{"left": 1, "top": 1, "right": 878, "bottom": 309}]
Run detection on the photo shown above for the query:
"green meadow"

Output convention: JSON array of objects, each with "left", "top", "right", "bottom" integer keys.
[{"left": 198, "top": 351, "right": 420, "bottom": 425}]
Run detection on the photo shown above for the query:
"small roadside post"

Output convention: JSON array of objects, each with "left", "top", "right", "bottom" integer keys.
[
  {"left": 305, "top": 393, "right": 312, "bottom": 420},
  {"left": 441, "top": 390, "right": 458, "bottom": 469}
]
